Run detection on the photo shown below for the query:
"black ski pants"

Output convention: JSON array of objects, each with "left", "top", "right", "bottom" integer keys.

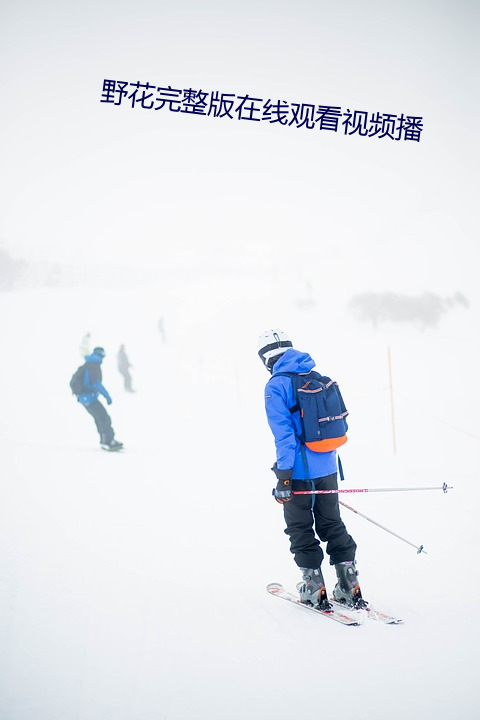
[
  {"left": 283, "top": 472, "right": 356, "bottom": 569},
  {"left": 83, "top": 400, "right": 114, "bottom": 444}
]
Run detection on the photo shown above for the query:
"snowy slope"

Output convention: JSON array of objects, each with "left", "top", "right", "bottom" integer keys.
[{"left": 1, "top": 278, "right": 478, "bottom": 720}]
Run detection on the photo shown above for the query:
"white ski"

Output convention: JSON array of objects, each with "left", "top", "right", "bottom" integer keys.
[
  {"left": 328, "top": 598, "right": 403, "bottom": 625},
  {"left": 267, "top": 583, "right": 361, "bottom": 626}
]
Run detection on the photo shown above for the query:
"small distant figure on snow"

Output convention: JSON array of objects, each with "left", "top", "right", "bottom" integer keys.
[
  {"left": 80, "top": 332, "right": 91, "bottom": 358},
  {"left": 70, "top": 346, "right": 123, "bottom": 452},
  {"left": 117, "top": 344, "right": 134, "bottom": 392},
  {"left": 158, "top": 316, "right": 166, "bottom": 343}
]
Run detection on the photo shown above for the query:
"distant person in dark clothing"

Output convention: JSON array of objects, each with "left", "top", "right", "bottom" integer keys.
[
  {"left": 75, "top": 347, "right": 123, "bottom": 451},
  {"left": 117, "top": 344, "right": 134, "bottom": 392}
]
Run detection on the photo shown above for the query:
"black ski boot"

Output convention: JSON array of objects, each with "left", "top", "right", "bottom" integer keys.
[
  {"left": 333, "top": 561, "right": 368, "bottom": 609},
  {"left": 101, "top": 439, "right": 124, "bottom": 452},
  {"left": 297, "top": 568, "right": 332, "bottom": 611}
]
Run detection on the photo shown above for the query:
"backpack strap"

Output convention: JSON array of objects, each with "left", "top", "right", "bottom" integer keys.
[{"left": 299, "top": 443, "right": 310, "bottom": 480}]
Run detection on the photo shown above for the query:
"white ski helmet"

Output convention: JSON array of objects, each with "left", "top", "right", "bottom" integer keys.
[{"left": 257, "top": 329, "right": 293, "bottom": 370}]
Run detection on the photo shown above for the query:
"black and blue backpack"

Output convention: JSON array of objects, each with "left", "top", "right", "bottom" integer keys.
[{"left": 276, "top": 371, "right": 348, "bottom": 452}]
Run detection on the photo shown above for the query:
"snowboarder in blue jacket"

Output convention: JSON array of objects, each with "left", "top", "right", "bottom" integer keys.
[
  {"left": 258, "top": 328, "right": 366, "bottom": 610},
  {"left": 76, "top": 347, "right": 123, "bottom": 451}
]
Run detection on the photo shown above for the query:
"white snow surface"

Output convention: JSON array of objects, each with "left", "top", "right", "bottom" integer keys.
[{"left": 1, "top": 279, "right": 479, "bottom": 720}]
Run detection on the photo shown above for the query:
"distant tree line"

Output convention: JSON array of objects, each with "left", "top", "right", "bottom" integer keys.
[{"left": 348, "top": 291, "right": 469, "bottom": 329}]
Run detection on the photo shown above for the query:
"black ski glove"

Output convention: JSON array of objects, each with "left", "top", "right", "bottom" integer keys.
[{"left": 271, "top": 464, "right": 293, "bottom": 504}]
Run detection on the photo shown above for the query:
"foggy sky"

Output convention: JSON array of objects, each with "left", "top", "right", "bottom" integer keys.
[{"left": 0, "top": 1, "right": 478, "bottom": 296}]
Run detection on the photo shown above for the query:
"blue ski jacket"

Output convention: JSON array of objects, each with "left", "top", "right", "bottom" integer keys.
[
  {"left": 77, "top": 351, "right": 112, "bottom": 407},
  {"left": 264, "top": 348, "right": 337, "bottom": 480}
]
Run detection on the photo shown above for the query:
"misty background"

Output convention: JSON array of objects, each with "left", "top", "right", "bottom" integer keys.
[{"left": 1, "top": 0, "right": 478, "bottom": 299}]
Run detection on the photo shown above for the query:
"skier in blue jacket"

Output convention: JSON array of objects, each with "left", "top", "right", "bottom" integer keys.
[
  {"left": 258, "top": 329, "right": 366, "bottom": 610},
  {"left": 77, "top": 347, "right": 123, "bottom": 451}
]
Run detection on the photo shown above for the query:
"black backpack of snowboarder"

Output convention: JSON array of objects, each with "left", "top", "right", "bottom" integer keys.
[{"left": 70, "top": 364, "right": 87, "bottom": 395}]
